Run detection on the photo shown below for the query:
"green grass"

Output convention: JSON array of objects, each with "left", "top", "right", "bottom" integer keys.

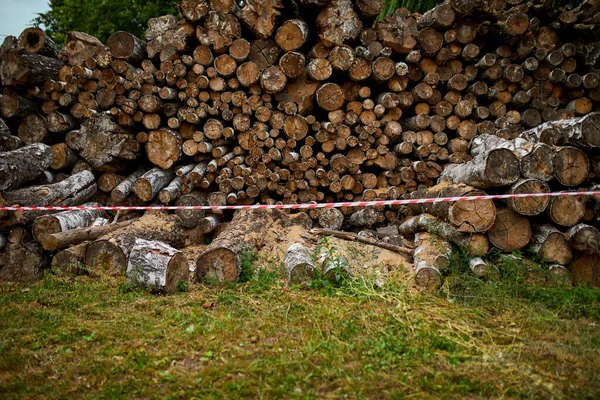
[{"left": 1, "top": 253, "right": 599, "bottom": 399}]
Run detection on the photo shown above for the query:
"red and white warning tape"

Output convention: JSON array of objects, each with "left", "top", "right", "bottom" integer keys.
[{"left": 1, "top": 190, "right": 599, "bottom": 212}]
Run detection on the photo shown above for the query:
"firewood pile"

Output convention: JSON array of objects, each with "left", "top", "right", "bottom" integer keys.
[{"left": 1, "top": 0, "right": 600, "bottom": 290}]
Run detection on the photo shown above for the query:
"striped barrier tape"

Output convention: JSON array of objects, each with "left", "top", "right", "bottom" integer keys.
[{"left": 1, "top": 190, "right": 599, "bottom": 212}]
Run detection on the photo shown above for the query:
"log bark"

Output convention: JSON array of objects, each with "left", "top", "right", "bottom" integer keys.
[
  {"left": 0, "top": 143, "right": 52, "bottom": 190},
  {"left": 51, "top": 243, "right": 87, "bottom": 276},
  {"left": 42, "top": 218, "right": 135, "bottom": 251},
  {"left": 440, "top": 147, "right": 520, "bottom": 189},
  {"left": 196, "top": 209, "right": 283, "bottom": 283},
  {"left": 414, "top": 232, "right": 452, "bottom": 289},
  {"left": 66, "top": 113, "right": 139, "bottom": 169},
  {"left": 84, "top": 211, "right": 186, "bottom": 272},
  {"left": 521, "top": 112, "right": 600, "bottom": 148},
  {"left": 488, "top": 208, "right": 531, "bottom": 252},
  {"left": 530, "top": 224, "right": 574, "bottom": 266},
  {"left": 0, "top": 48, "right": 63, "bottom": 86},
  {"left": 285, "top": 242, "right": 316, "bottom": 284},
  {"left": 402, "top": 182, "right": 497, "bottom": 233},
  {"left": 0, "top": 227, "right": 47, "bottom": 283},
  {"left": 32, "top": 204, "right": 105, "bottom": 245},
  {"left": 126, "top": 238, "right": 189, "bottom": 293},
  {"left": 133, "top": 167, "right": 176, "bottom": 202},
  {"left": 398, "top": 213, "right": 488, "bottom": 256}
]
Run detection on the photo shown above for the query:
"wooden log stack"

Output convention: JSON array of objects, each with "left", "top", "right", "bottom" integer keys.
[{"left": 1, "top": 0, "right": 600, "bottom": 289}]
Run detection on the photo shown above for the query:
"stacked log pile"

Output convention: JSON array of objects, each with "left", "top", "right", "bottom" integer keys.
[{"left": 1, "top": 0, "right": 600, "bottom": 289}]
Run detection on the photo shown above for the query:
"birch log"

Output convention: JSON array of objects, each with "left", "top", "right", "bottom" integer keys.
[
  {"left": 126, "top": 238, "right": 189, "bottom": 293},
  {"left": 285, "top": 242, "right": 316, "bottom": 284}
]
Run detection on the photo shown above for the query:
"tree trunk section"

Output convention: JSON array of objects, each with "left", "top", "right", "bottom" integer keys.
[
  {"left": 566, "top": 223, "right": 600, "bottom": 254},
  {"left": 440, "top": 147, "right": 520, "bottom": 189},
  {"left": 133, "top": 167, "right": 176, "bottom": 202},
  {"left": 107, "top": 31, "right": 147, "bottom": 64},
  {"left": 18, "top": 27, "right": 60, "bottom": 58},
  {"left": 126, "top": 238, "right": 189, "bottom": 293},
  {"left": 506, "top": 179, "right": 550, "bottom": 216},
  {"left": 285, "top": 242, "right": 315, "bottom": 284},
  {"left": 66, "top": 113, "right": 139, "bottom": 169},
  {"left": 196, "top": 209, "right": 282, "bottom": 283},
  {"left": 398, "top": 213, "right": 488, "bottom": 256},
  {"left": 488, "top": 208, "right": 531, "bottom": 252},
  {"left": 43, "top": 218, "right": 135, "bottom": 251},
  {"left": 32, "top": 204, "right": 105, "bottom": 245},
  {"left": 0, "top": 170, "right": 95, "bottom": 207},
  {"left": 414, "top": 232, "right": 452, "bottom": 290},
  {"left": 84, "top": 211, "right": 186, "bottom": 272},
  {"left": 0, "top": 143, "right": 52, "bottom": 190},
  {"left": 0, "top": 227, "right": 47, "bottom": 283},
  {"left": 402, "top": 182, "right": 496, "bottom": 233},
  {"left": 530, "top": 224, "right": 574, "bottom": 266}
]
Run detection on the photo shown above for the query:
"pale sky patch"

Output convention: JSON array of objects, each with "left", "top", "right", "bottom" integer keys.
[{"left": 0, "top": 0, "right": 50, "bottom": 39}]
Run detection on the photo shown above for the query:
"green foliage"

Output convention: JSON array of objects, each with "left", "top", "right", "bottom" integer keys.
[
  {"left": 32, "top": 0, "right": 178, "bottom": 45},
  {"left": 238, "top": 246, "right": 259, "bottom": 283},
  {"left": 176, "top": 280, "right": 189, "bottom": 293}
]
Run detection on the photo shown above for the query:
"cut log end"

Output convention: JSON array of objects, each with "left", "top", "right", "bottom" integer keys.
[{"left": 196, "top": 247, "right": 240, "bottom": 283}]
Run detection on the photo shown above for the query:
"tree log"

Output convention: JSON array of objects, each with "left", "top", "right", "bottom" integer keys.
[
  {"left": 506, "top": 179, "right": 550, "bottom": 216},
  {"left": 318, "top": 208, "right": 344, "bottom": 230},
  {"left": 107, "top": 31, "right": 147, "bottom": 64},
  {"left": 571, "top": 254, "right": 600, "bottom": 288},
  {"left": 398, "top": 213, "right": 488, "bottom": 256},
  {"left": 111, "top": 168, "right": 146, "bottom": 202},
  {"left": 66, "top": 113, "right": 139, "bottom": 169},
  {"left": 51, "top": 243, "right": 88, "bottom": 276},
  {"left": 285, "top": 242, "right": 315, "bottom": 284},
  {"left": 414, "top": 232, "right": 452, "bottom": 289},
  {"left": 196, "top": 209, "right": 283, "bottom": 282},
  {"left": 546, "top": 195, "right": 586, "bottom": 227},
  {"left": 133, "top": 167, "right": 176, "bottom": 202},
  {"left": 0, "top": 227, "right": 47, "bottom": 283},
  {"left": 18, "top": 27, "right": 60, "bottom": 58},
  {"left": 147, "top": 129, "right": 182, "bottom": 169},
  {"left": 84, "top": 211, "right": 186, "bottom": 272},
  {"left": 440, "top": 147, "right": 519, "bottom": 189},
  {"left": 0, "top": 48, "right": 63, "bottom": 86},
  {"left": 32, "top": 203, "right": 105, "bottom": 245},
  {"left": 566, "top": 223, "right": 600, "bottom": 254},
  {"left": 521, "top": 112, "right": 600, "bottom": 148},
  {"left": 317, "top": 0, "right": 362, "bottom": 46},
  {"left": 530, "top": 224, "right": 573, "bottom": 265},
  {"left": 126, "top": 238, "right": 189, "bottom": 293},
  {"left": 0, "top": 143, "right": 52, "bottom": 190},
  {"left": 42, "top": 218, "right": 135, "bottom": 251},
  {"left": 488, "top": 208, "right": 531, "bottom": 252},
  {"left": 402, "top": 182, "right": 496, "bottom": 233}
]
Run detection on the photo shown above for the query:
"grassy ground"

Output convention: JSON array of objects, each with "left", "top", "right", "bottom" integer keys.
[{"left": 1, "top": 250, "right": 600, "bottom": 399}]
